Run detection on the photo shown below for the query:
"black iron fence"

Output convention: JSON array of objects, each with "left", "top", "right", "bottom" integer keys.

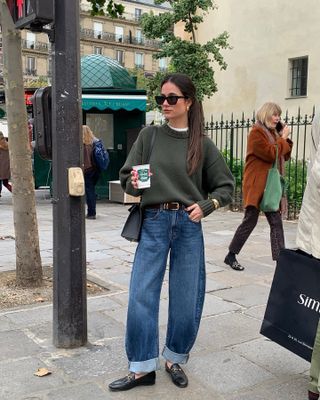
[{"left": 205, "top": 107, "right": 315, "bottom": 220}]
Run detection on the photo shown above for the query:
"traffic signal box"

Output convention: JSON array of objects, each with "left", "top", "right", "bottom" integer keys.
[
  {"left": 32, "top": 86, "right": 52, "bottom": 160},
  {"left": 6, "top": 0, "right": 54, "bottom": 30}
]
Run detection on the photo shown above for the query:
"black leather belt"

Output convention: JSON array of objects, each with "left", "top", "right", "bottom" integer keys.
[{"left": 145, "top": 202, "right": 185, "bottom": 211}]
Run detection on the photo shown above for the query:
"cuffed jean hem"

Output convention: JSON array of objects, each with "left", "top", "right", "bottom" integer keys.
[
  {"left": 128, "top": 358, "right": 160, "bottom": 373},
  {"left": 162, "top": 346, "right": 189, "bottom": 364}
]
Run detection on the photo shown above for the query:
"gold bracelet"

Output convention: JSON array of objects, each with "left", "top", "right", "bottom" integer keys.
[{"left": 211, "top": 198, "right": 220, "bottom": 210}]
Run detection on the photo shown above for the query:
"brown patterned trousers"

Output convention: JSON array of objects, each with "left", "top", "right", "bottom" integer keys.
[{"left": 228, "top": 206, "right": 285, "bottom": 261}]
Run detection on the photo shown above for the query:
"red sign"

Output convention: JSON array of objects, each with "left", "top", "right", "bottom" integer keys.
[
  {"left": 25, "top": 92, "right": 33, "bottom": 106},
  {"left": 17, "top": 0, "right": 24, "bottom": 18}
]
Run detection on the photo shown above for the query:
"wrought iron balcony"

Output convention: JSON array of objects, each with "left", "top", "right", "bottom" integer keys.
[
  {"left": 21, "top": 39, "right": 49, "bottom": 52},
  {"left": 80, "top": 5, "right": 143, "bottom": 23},
  {"left": 122, "top": 11, "right": 142, "bottom": 22},
  {"left": 80, "top": 28, "right": 162, "bottom": 49},
  {"left": 25, "top": 69, "right": 37, "bottom": 76}
]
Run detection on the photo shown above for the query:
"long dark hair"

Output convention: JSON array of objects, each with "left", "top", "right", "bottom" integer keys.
[{"left": 161, "top": 73, "right": 205, "bottom": 175}]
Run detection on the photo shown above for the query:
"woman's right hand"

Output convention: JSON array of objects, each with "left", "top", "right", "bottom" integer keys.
[
  {"left": 281, "top": 124, "right": 291, "bottom": 140},
  {"left": 130, "top": 169, "right": 139, "bottom": 189}
]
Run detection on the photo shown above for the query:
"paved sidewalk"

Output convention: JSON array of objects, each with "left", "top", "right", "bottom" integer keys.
[{"left": 0, "top": 190, "right": 309, "bottom": 400}]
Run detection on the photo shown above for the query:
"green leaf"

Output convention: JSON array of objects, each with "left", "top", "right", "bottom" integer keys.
[
  {"left": 141, "top": 0, "right": 230, "bottom": 102},
  {"left": 87, "top": 0, "right": 124, "bottom": 17}
]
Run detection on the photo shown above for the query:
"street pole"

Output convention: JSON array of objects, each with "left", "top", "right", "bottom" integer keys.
[{"left": 52, "top": 0, "right": 87, "bottom": 347}]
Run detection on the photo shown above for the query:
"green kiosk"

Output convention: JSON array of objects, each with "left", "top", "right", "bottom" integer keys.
[{"left": 34, "top": 54, "right": 147, "bottom": 198}]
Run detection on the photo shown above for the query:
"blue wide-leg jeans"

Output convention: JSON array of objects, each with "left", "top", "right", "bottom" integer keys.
[{"left": 126, "top": 208, "right": 206, "bottom": 373}]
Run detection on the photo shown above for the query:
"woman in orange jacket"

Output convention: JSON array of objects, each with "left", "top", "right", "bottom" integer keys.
[{"left": 224, "top": 102, "right": 293, "bottom": 270}]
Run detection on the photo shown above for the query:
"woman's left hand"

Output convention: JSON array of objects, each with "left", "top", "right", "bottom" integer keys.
[
  {"left": 281, "top": 124, "right": 291, "bottom": 140},
  {"left": 186, "top": 203, "right": 204, "bottom": 222}
]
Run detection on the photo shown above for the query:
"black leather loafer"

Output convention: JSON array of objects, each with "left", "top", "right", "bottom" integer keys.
[
  {"left": 224, "top": 255, "right": 244, "bottom": 271},
  {"left": 108, "top": 371, "right": 156, "bottom": 391},
  {"left": 308, "top": 390, "right": 320, "bottom": 400},
  {"left": 165, "top": 363, "right": 188, "bottom": 388}
]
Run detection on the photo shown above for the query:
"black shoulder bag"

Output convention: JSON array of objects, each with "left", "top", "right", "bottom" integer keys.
[{"left": 120, "top": 129, "right": 156, "bottom": 242}]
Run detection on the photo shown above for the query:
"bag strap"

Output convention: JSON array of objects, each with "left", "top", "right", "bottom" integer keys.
[{"left": 272, "top": 144, "right": 278, "bottom": 169}]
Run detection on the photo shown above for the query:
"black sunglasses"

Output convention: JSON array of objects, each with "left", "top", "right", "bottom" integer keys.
[{"left": 155, "top": 95, "right": 188, "bottom": 106}]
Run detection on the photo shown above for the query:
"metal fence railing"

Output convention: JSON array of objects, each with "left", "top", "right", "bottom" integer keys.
[{"left": 205, "top": 107, "right": 315, "bottom": 220}]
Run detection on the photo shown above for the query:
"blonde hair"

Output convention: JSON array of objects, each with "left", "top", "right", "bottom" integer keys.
[
  {"left": 82, "top": 125, "right": 96, "bottom": 145},
  {"left": 256, "top": 102, "right": 282, "bottom": 128}
]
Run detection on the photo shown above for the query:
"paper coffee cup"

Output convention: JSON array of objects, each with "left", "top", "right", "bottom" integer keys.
[{"left": 132, "top": 164, "right": 151, "bottom": 189}]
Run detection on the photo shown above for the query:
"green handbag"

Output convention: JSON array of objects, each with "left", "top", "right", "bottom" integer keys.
[{"left": 260, "top": 145, "right": 285, "bottom": 212}]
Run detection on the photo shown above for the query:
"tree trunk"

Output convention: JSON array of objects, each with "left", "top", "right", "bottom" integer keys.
[{"left": 0, "top": 0, "right": 42, "bottom": 287}]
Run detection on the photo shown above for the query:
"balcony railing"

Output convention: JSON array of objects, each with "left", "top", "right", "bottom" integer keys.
[
  {"left": 25, "top": 69, "right": 37, "bottom": 76},
  {"left": 80, "top": 5, "right": 144, "bottom": 23},
  {"left": 122, "top": 11, "right": 143, "bottom": 22},
  {"left": 80, "top": 2, "right": 172, "bottom": 23},
  {"left": 21, "top": 39, "right": 49, "bottom": 52},
  {"left": 80, "top": 28, "right": 162, "bottom": 49}
]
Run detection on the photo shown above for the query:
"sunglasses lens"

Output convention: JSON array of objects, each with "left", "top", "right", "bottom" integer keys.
[
  {"left": 155, "top": 96, "right": 184, "bottom": 105},
  {"left": 155, "top": 96, "right": 165, "bottom": 105},
  {"left": 167, "top": 96, "right": 178, "bottom": 105}
]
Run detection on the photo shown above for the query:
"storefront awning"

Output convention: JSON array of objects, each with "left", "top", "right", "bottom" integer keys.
[{"left": 82, "top": 94, "right": 147, "bottom": 112}]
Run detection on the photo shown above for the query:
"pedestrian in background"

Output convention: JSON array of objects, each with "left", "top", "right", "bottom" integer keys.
[
  {"left": 224, "top": 102, "right": 293, "bottom": 271},
  {"left": 82, "top": 125, "right": 100, "bottom": 219},
  {"left": 295, "top": 108, "right": 320, "bottom": 400},
  {"left": 296, "top": 107, "right": 320, "bottom": 260},
  {"left": 0, "top": 132, "right": 12, "bottom": 196},
  {"left": 109, "top": 73, "right": 234, "bottom": 392}
]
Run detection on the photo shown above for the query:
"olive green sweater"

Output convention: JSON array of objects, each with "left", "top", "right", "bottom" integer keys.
[{"left": 119, "top": 124, "right": 234, "bottom": 217}]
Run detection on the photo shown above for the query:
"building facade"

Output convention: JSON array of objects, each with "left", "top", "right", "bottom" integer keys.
[
  {"left": 79, "top": 0, "right": 170, "bottom": 74},
  {"left": 1, "top": 0, "right": 171, "bottom": 88},
  {"left": 197, "top": 0, "right": 319, "bottom": 119}
]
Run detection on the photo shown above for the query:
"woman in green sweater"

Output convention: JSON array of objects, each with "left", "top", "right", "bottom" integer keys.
[{"left": 109, "top": 73, "right": 234, "bottom": 392}]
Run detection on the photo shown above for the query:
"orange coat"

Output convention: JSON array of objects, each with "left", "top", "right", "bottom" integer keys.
[
  {"left": 0, "top": 141, "right": 10, "bottom": 180},
  {"left": 242, "top": 124, "right": 293, "bottom": 209}
]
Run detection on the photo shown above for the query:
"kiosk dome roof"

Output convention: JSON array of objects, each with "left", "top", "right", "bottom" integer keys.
[{"left": 81, "top": 54, "right": 136, "bottom": 89}]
